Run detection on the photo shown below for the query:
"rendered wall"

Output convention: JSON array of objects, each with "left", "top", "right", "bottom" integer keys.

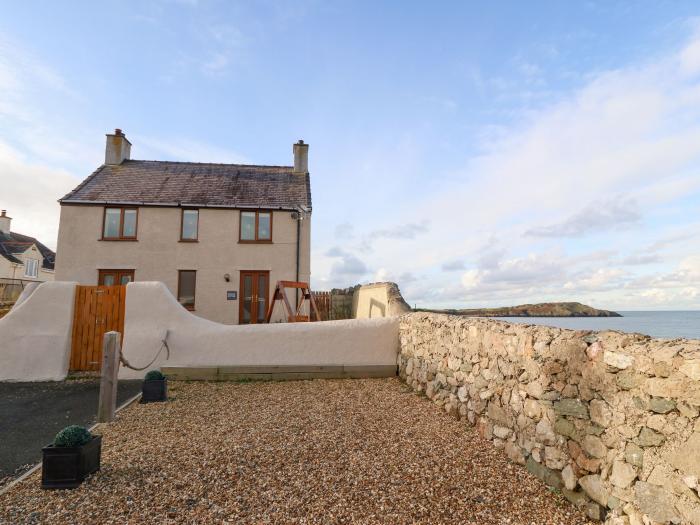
[
  {"left": 352, "top": 282, "right": 412, "bottom": 319},
  {"left": 0, "top": 281, "right": 75, "bottom": 381},
  {"left": 399, "top": 312, "right": 700, "bottom": 524},
  {"left": 54, "top": 205, "right": 311, "bottom": 324},
  {"left": 119, "top": 282, "right": 399, "bottom": 379}
]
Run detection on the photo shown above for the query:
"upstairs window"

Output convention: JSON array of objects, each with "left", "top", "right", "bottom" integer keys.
[
  {"left": 24, "top": 258, "right": 38, "bottom": 278},
  {"left": 103, "top": 207, "right": 138, "bottom": 240},
  {"left": 240, "top": 210, "right": 272, "bottom": 242},
  {"left": 180, "top": 209, "right": 199, "bottom": 241}
]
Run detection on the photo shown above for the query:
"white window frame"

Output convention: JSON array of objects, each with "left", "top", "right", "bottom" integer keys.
[{"left": 24, "top": 258, "right": 38, "bottom": 278}]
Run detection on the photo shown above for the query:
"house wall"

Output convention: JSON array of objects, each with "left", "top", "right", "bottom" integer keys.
[
  {"left": 0, "top": 244, "right": 54, "bottom": 282},
  {"left": 119, "top": 282, "right": 399, "bottom": 379},
  {"left": 55, "top": 205, "right": 311, "bottom": 324},
  {"left": 0, "top": 255, "right": 13, "bottom": 279},
  {"left": 399, "top": 312, "right": 700, "bottom": 524}
]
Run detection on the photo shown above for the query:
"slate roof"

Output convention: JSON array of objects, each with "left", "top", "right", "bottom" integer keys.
[
  {"left": 0, "top": 231, "right": 56, "bottom": 270},
  {"left": 60, "top": 160, "right": 312, "bottom": 210}
]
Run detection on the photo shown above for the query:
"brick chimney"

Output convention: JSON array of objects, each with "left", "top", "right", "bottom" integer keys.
[
  {"left": 293, "top": 140, "right": 309, "bottom": 174},
  {"left": 0, "top": 210, "right": 11, "bottom": 234},
  {"left": 105, "top": 128, "right": 131, "bottom": 165}
]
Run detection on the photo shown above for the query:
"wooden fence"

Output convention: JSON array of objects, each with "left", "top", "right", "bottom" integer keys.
[
  {"left": 0, "top": 278, "right": 31, "bottom": 306},
  {"left": 312, "top": 291, "right": 354, "bottom": 321}
]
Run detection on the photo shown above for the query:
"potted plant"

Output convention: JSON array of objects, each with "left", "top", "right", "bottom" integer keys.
[
  {"left": 42, "top": 425, "right": 101, "bottom": 489},
  {"left": 141, "top": 369, "right": 168, "bottom": 403}
]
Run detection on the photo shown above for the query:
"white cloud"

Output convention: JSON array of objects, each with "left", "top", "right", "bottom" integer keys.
[
  {"left": 0, "top": 141, "right": 78, "bottom": 249},
  {"left": 526, "top": 198, "right": 640, "bottom": 238}
]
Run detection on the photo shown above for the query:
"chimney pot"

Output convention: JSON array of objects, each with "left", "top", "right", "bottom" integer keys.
[
  {"left": 105, "top": 128, "right": 132, "bottom": 165},
  {"left": 293, "top": 140, "right": 309, "bottom": 174}
]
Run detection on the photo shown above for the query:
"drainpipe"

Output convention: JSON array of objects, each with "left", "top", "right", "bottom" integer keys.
[
  {"left": 292, "top": 208, "right": 302, "bottom": 307},
  {"left": 296, "top": 213, "right": 301, "bottom": 285}
]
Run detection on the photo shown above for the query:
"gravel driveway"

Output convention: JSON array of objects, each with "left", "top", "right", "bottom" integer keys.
[
  {"left": 0, "top": 379, "right": 141, "bottom": 484},
  {"left": 0, "top": 378, "right": 590, "bottom": 524}
]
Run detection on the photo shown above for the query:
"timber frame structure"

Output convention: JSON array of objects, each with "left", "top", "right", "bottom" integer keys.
[{"left": 265, "top": 280, "right": 321, "bottom": 323}]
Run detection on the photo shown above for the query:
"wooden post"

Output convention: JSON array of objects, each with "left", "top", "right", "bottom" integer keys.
[{"left": 97, "top": 331, "right": 121, "bottom": 423}]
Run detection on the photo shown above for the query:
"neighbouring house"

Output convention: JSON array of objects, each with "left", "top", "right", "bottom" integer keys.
[
  {"left": 54, "top": 129, "right": 311, "bottom": 325},
  {"left": 0, "top": 210, "right": 56, "bottom": 283}
]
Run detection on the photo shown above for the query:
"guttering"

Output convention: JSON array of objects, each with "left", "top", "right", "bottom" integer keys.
[{"left": 58, "top": 199, "right": 306, "bottom": 211}]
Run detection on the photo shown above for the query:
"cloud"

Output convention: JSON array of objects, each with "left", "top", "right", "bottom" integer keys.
[
  {"left": 370, "top": 220, "right": 430, "bottom": 241},
  {"left": 622, "top": 253, "right": 662, "bottom": 265},
  {"left": 334, "top": 223, "right": 355, "bottom": 239},
  {"left": 526, "top": 198, "right": 641, "bottom": 238},
  {"left": 200, "top": 24, "right": 246, "bottom": 76},
  {"left": 0, "top": 141, "right": 78, "bottom": 250},
  {"left": 442, "top": 260, "right": 466, "bottom": 271},
  {"left": 325, "top": 246, "right": 369, "bottom": 281},
  {"left": 459, "top": 252, "right": 568, "bottom": 295},
  {"left": 374, "top": 268, "right": 418, "bottom": 285}
]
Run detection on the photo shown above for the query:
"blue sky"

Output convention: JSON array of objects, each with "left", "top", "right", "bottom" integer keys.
[{"left": 1, "top": 1, "right": 699, "bottom": 309}]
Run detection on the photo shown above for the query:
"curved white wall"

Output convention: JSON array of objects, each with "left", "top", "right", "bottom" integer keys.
[
  {"left": 120, "top": 282, "right": 400, "bottom": 379},
  {"left": 0, "top": 281, "right": 76, "bottom": 381}
]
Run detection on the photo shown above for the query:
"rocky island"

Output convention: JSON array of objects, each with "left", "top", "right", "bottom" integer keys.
[{"left": 418, "top": 301, "right": 622, "bottom": 317}]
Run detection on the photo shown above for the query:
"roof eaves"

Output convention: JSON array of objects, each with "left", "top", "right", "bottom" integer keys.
[
  {"left": 59, "top": 164, "right": 108, "bottom": 202},
  {"left": 59, "top": 199, "right": 304, "bottom": 211}
]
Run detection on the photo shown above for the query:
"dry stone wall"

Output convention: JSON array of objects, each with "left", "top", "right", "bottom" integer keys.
[{"left": 398, "top": 312, "right": 700, "bottom": 524}]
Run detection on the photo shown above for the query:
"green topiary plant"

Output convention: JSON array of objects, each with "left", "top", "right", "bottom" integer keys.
[
  {"left": 144, "top": 370, "right": 165, "bottom": 381},
  {"left": 53, "top": 425, "right": 92, "bottom": 448}
]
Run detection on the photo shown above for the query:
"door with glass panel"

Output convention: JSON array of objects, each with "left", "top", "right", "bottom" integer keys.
[
  {"left": 239, "top": 271, "right": 269, "bottom": 324},
  {"left": 98, "top": 269, "right": 135, "bottom": 286}
]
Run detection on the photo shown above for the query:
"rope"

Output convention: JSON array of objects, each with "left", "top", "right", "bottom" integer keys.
[{"left": 119, "top": 330, "right": 170, "bottom": 371}]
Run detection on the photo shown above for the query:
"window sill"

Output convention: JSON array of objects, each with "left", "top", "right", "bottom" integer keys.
[
  {"left": 238, "top": 240, "right": 273, "bottom": 244},
  {"left": 179, "top": 239, "right": 199, "bottom": 243},
  {"left": 181, "top": 305, "right": 195, "bottom": 311},
  {"left": 100, "top": 238, "right": 138, "bottom": 242}
]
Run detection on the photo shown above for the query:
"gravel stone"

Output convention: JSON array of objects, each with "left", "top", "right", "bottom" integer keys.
[{"left": 0, "top": 379, "right": 591, "bottom": 524}]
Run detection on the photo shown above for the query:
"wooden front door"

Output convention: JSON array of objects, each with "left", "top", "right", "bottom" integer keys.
[
  {"left": 239, "top": 271, "right": 269, "bottom": 324},
  {"left": 98, "top": 269, "right": 134, "bottom": 286},
  {"left": 70, "top": 285, "right": 126, "bottom": 371}
]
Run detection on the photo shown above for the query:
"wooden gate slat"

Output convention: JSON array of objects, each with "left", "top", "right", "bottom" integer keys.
[
  {"left": 80, "top": 286, "right": 92, "bottom": 371},
  {"left": 69, "top": 286, "right": 82, "bottom": 370},
  {"left": 93, "top": 288, "right": 105, "bottom": 371},
  {"left": 83, "top": 287, "right": 94, "bottom": 371}
]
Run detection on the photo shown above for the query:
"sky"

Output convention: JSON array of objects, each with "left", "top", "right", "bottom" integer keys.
[{"left": 1, "top": 1, "right": 700, "bottom": 310}]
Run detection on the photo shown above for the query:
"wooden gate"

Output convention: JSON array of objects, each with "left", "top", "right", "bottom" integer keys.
[{"left": 69, "top": 285, "right": 126, "bottom": 371}]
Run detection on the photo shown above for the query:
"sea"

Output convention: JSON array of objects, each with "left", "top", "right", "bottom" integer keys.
[{"left": 494, "top": 311, "right": 700, "bottom": 340}]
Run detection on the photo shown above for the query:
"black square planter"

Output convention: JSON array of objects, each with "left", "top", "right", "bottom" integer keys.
[
  {"left": 141, "top": 378, "right": 168, "bottom": 403},
  {"left": 41, "top": 435, "right": 101, "bottom": 489}
]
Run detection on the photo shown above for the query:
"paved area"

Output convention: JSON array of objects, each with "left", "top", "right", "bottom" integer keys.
[
  {"left": 0, "top": 378, "right": 590, "bottom": 524},
  {"left": 0, "top": 379, "right": 141, "bottom": 483}
]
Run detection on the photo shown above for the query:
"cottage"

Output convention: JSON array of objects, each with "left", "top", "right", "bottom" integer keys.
[
  {"left": 0, "top": 210, "right": 55, "bottom": 282},
  {"left": 54, "top": 130, "right": 311, "bottom": 325}
]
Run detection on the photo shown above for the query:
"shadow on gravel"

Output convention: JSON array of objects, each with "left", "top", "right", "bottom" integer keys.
[{"left": 0, "top": 379, "right": 141, "bottom": 483}]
